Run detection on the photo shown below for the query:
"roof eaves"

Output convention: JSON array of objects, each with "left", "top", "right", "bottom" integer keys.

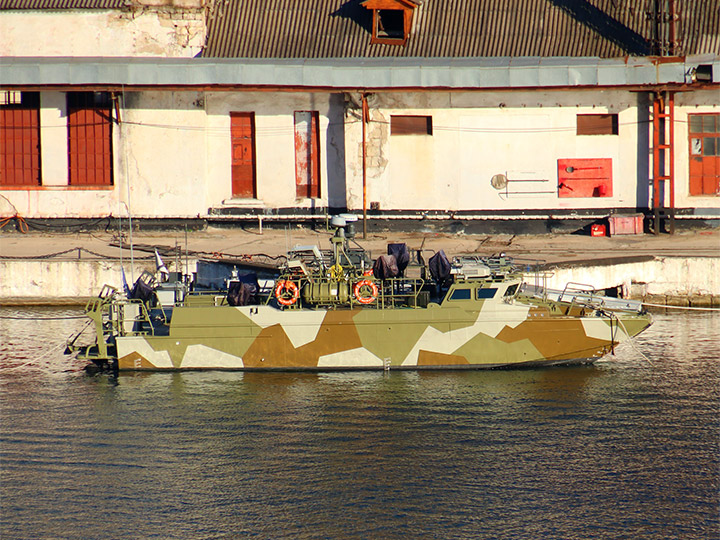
[{"left": 1, "top": 56, "right": 718, "bottom": 89}]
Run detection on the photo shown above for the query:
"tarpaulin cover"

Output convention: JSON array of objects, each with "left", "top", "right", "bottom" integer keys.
[
  {"left": 227, "top": 273, "right": 259, "bottom": 306},
  {"left": 130, "top": 277, "right": 155, "bottom": 305},
  {"left": 387, "top": 243, "right": 409, "bottom": 276},
  {"left": 373, "top": 254, "right": 399, "bottom": 280},
  {"left": 429, "top": 250, "right": 451, "bottom": 283}
]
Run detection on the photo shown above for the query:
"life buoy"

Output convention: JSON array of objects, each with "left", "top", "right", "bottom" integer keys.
[
  {"left": 275, "top": 280, "right": 299, "bottom": 306},
  {"left": 353, "top": 279, "right": 378, "bottom": 304}
]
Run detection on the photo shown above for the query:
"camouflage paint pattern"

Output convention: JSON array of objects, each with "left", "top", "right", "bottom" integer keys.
[{"left": 115, "top": 296, "right": 652, "bottom": 371}]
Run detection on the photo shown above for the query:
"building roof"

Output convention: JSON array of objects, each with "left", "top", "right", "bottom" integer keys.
[
  {"left": 203, "top": 0, "right": 720, "bottom": 59},
  {"left": 0, "top": 0, "right": 126, "bottom": 8},
  {"left": 1, "top": 55, "right": 717, "bottom": 90}
]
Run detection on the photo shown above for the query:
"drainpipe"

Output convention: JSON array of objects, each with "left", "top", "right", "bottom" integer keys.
[
  {"left": 668, "top": 91, "right": 675, "bottom": 234},
  {"left": 669, "top": 0, "right": 677, "bottom": 55},
  {"left": 361, "top": 93, "right": 368, "bottom": 239}
]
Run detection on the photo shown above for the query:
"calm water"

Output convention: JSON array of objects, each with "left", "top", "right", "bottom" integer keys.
[{"left": 1, "top": 308, "right": 718, "bottom": 540}]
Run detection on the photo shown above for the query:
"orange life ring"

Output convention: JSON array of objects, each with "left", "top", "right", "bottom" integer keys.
[
  {"left": 275, "top": 280, "right": 299, "bottom": 306},
  {"left": 354, "top": 279, "right": 378, "bottom": 304}
]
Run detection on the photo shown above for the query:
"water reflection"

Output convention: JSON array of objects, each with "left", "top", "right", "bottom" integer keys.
[{"left": 1, "top": 308, "right": 718, "bottom": 539}]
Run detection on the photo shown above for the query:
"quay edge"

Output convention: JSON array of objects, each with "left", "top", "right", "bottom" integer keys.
[{"left": 1, "top": 256, "right": 719, "bottom": 307}]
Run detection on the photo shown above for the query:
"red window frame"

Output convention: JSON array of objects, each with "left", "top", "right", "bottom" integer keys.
[
  {"left": 362, "top": 0, "right": 417, "bottom": 46},
  {"left": 576, "top": 114, "right": 618, "bottom": 135},
  {"left": 0, "top": 92, "right": 41, "bottom": 187},
  {"left": 390, "top": 115, "right": 433, "bottom": 135}
]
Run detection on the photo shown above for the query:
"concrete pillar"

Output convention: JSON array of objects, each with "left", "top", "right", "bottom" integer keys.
[{"left": 39, "top": 92, "right": 68, "bottom": 187}]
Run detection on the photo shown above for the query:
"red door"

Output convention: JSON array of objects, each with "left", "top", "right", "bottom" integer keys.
[
  {"left": 68, "top": 107, "right": 113, "bottom": 186},
  {"left": 688, "top": 114, "right": 720, "bottom": 196},
  {"left": 294, "top": 111, "right": 320, "bottom": 198},
  {"left": 0, "top": 97, "right": 41, "bottom": 187},
  {"left": 230, "top": 112, "right": 256, "bottom": 198}
]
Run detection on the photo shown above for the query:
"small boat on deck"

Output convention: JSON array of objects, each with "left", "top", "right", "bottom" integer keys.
[{"left": 67, "top": 216, "right": 652, "bottom": 372}]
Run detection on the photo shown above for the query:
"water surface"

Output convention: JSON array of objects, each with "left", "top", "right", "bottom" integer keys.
[{"left": 1, "top": 308, "right": 718, "bottom": 539}]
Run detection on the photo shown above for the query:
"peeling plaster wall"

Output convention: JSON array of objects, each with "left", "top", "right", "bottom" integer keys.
[
  {"left": 1, "top": 90, "right": 346, "bottom": 219},
  {"left": 205, "top": 91, "right": 343, "bottom": 210},
  {"left": 118, "top": 91, "right": 209, "bottom": 216},
  {"left": 1, "top": 88, "right": 717, "bottom": 220},
  {"left": 0, "top": 9, "right": 205, "bottom": 57},
  {"left": 0, "top": 91, "right": 209, "bottom": 219},
  {"left": 343, "top": 89, "right": 720, "bottom": 214}
]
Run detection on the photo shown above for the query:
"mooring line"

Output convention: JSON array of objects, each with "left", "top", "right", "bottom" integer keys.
[
  {"left": 615, "top": 316, "right": 654, "bottom": 366},
  {"left": 0, "top": 315, "right": 87, "bottom": 320},
  {"left": 0, "top": 342, "right": 70, "bottom": 372},
  {"left": 641, "top": 302, "right": 720, "bottom": 312}
]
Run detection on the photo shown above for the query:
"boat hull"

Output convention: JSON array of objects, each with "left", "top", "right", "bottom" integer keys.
[{"left": 114, "top": 304, "right": 652, "bottom": 371}]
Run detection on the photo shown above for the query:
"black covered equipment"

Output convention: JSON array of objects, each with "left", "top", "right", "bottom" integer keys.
[
  {"left": 387, "top": 243, "right": 410, "bottom": 276},
  {"left": 429, "top": 250, "right": 451, "bottom": 283},
  {"left": 226, "top": 273, "right": 259, "bottom": 306}
]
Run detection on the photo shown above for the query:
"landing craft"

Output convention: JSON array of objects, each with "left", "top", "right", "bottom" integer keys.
[{"left": 67, "top": 215, "right": 652, "bottom": 372}]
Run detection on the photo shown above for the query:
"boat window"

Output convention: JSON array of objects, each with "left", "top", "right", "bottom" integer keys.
[
  {"left": 449, "top": 288, "right": 472, "bottom": 300},
  {"left": 476, "top": 288, "right": 497, "bottom": 299},
  {"left": 504, "top": 284, "right": 519, "bottom": 297}
]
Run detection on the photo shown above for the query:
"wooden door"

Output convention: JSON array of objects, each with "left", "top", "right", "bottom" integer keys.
[
  {"left": 68, "top": 107, "right": 113, "bottom": 186},
  {"left": 688, "top": 114, "right": 720, "bottom": 196},
  {"left": 294, "top": 111, "right": 320, "bottom": 198},
  {"left": 230, "top": 112, "right": 256, "bottom": 198},
  {"left": 0, "top": 94, "right": 41, "bottom": 186}
]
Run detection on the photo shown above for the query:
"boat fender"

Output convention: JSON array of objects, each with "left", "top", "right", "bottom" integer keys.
[
  {"left": 275, "top": 280, "right": 300, "bottom": 306},
  {"left": 353, "top": 279, "right": 378, "bottom": 304}
]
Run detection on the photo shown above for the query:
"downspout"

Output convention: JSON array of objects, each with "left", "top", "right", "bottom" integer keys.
[
  {"left": 119, "top": 88, "right": 135, "bottom": 281},
  {"left": 668, "top": 91, "right": 675, "bottom": 234},
  {"left": 668, "top": 0, "right": 676, "bottom": 55},
  {"left": 361, "top": 93, "right": 368, "bottom": 239}
]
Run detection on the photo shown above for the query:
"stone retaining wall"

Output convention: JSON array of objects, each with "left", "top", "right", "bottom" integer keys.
[{"left": 1, "top": 256, "right": 719, "bottom": 306}]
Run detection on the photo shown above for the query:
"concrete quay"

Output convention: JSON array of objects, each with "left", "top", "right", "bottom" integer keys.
[{"left": 1, "top": 226, "right": 719, "bottom": 306}]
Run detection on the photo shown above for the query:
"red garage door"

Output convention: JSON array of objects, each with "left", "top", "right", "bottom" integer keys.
[
  {"left": 67, "top": 92, "right": 113, "bottom": 186},
  {"left": 0, "top": 92, "right": 41, "bottom": 187}
]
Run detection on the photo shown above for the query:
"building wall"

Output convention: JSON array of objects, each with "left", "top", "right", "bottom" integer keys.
[
  {"left": 1, "top": 87, "right": 717, "bottom": 221},
  {"left": 0, "top": 8, "right": 205, "bottom": 57},
  {"left": 0, "top": 90, "right": 344, "bottom": 219},
  {"left": 343, "top": 89, "right": 719, "bottom": 215},
  {"left": 204, "top": 91, "right": 345, "bottom": 210},
  {"left": 673, "top": 89, "right": 720, "bottom": 211}
]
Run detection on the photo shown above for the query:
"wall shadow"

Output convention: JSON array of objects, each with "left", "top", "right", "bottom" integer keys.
[
  {"left": 330, "top": 0, "right": 372, "bottom": 33},
  {"left": 326, "top": 93, "right": 348, "bottom": 213},
  {"left": 635, "top": 92, "right": 651, "bottom": 209},
  {"left": 548, "top": 0, "right": 652, "bottom": 55}
]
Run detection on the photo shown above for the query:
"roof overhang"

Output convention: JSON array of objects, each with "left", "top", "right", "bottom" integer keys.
[{"left": 1, "top": 56, "right": 718, "bottom": 91}]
